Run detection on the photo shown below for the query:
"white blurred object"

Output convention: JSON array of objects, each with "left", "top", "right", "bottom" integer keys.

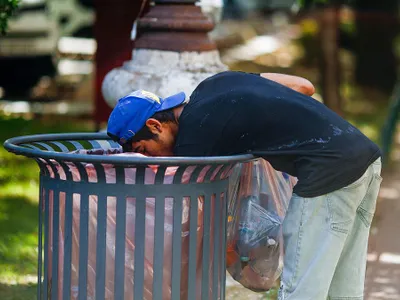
[
  {"left": 58, "top": 37, "right": 97, "bottom": 56},
  {"left": 57, "top": 59, "right": 93, "bottom": 76},
  {"left": 223, "top": 35, "right": 281, "bottom": 64},
  {"left": 2, "top": 101, "right": 31, "bottom": 114},
  {"left": 199, "top": 0, "right": 223, "bottom": 6},
  {"left": 197, "top": 0, "right": 224, "bottom": 24},
  {"left": 102, "top": 49, "right": 227, "bottom": 108},
  {"left": 0, "top": 9, "right": 58, "bottom": 57},
  {"left": 47, "top": 0, "right": 94, "bottom": 38},
  {"left": 0, "top": 0, "right": 95, "bottom": 58},
  {"left": 131, "top": 21, "right": 138, "bottom": 41},
  {"left": 20, "top": 0, "right": 44, "bottom": 5},
  {"left": 0, "top": 100, "right": 92, "bottom": 116}
]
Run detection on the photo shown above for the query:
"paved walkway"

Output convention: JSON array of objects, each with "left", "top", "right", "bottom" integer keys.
[{"left": 365, "top": 161, "right": 400, "bottom": 300}]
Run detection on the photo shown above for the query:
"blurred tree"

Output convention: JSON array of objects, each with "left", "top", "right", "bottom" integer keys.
[
  {"left": 0, "top": 0, "right": 19, "bottom": 35},
  {"left": 298, "top": 0, "right": 343, "bottom": 114},
  {"left": 353, "top": 0, "right": 398, "bottom": 94},
  {"left": 381, "top": 80, "right": 400, "bottom": 163},
  {"left": 299, "top": 0, "right": 399, "bottom": 95},
  {"left": 318, "top": 3, "right": 342, "bottom": 115}
]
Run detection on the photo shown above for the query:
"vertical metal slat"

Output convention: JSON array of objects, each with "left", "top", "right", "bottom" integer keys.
[
  {"left": 154, "top": 166, "right": 167, "bottom": 184},
  {"left": 94, "top": 164, "right": 106, "bottom": 183},
  {"left": 37, "top": 184, "right": 43, "bottom": 300},
  {"left": 212, "top": 194, "right": 221, "bottom": 300},
  {"left": 171, "top": 195, "right": 183, "bottom": 300},
  {"left": 201, "top": 193, "right": 211, "bottom": 300},
  {"left": 73, "top": 162, "right": 89, "bottom": 183},
  {"left": 51, "top": 191, "right": 60, "bottom": 300},
  {"left": 220, "top": 191, "right": 228, "bottom": 300},
  {"left": 187, "top": 195, "right": 199, "bottom": 299},
  {"left": 62, "top": 193, "right": 73, "bottom": 300},
  {"left": 136, "top": 166, "right": 146, "bottom": 185},
  {"left": 95, "top": 196, "right": 107, "bottom": 300},
  {"left": 153, "top": 166, "right": 166, "bottom": 299},
  {"left": 133, "top": 195, "right": 146, "bottom": 299},
  {"left": 152, "top": 197, "right": 165, "bottom": 300},
  {"left": 43, "top": 189, "right": 49, "bottom": 300},
  {"left": 114, "top": 167, "right": 126, "bottom": 299},
  {"left": 78, "top": 194, "right": 89, "bottom": 300},
  {"left": 114, "top": 195, "right": 127, "bottom": 300},
  {"left": 173, "top": 166, "right": 188, "bottom": 184}
]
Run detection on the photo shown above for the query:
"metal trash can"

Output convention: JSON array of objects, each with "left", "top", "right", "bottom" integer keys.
[{"left": 4, "top": 133, "right": 253, "bottom": 300}]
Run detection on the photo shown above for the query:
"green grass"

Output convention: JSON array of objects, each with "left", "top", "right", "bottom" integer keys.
[
  {"left": 0, "top": 283, "right": 37, "bottom": 300},
  {"left": 0, "top": 114, "right": 92, "bottom": 299}
]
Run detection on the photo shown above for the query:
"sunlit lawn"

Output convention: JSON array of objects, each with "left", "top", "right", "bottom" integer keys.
[{"left": 0, "top": 114, "right": 92, "bottom": 299}]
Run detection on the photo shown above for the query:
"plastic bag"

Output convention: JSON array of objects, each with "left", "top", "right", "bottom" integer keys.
[
  {"left": 44, "top": 148, "right": 230, "bottom": 300},
  {"left": 226, "top": 159, "right": 297, "bottom": 292}
]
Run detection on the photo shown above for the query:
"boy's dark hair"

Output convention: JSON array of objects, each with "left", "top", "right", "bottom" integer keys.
[{"left": 121, "top": 109, "right": 177, "bottom": 152}]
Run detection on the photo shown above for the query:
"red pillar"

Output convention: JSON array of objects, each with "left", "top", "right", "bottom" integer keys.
[{"left": 94, "top": 0, "right": 148, "bottom": 128}]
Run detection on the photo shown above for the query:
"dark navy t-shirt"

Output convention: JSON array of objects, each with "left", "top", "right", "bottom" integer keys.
[{"left": 173, "top": 71, "right": 381, "bottom": 197}]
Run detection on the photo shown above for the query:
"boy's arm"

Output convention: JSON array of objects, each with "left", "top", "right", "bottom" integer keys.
[{"left": 259, "top": 73, "right": 316, "bottom": 96}]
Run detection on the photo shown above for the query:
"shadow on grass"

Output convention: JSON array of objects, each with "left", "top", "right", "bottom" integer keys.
[
  {"left": 0, "top": 195, "right": 39, "bottom": 277},
  {"left": 0, "top": 283, "right": 37, "bottom": 300}
]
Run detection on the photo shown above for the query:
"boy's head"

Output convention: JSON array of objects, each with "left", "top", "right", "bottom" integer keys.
[{"left": 107, "top": 90, "right": 186, "bottom": 156}]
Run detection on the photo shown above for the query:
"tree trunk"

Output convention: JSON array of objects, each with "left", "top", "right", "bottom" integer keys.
[
  {"left": 318, "top": 6, "right": 342, "bottom": 115},
  {"left": 353, "top": 0, "right": 398, "bottom": 94}
]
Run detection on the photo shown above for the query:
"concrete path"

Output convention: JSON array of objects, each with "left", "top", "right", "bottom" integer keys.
[{"left": 365, "top": 161, "right": 400, "bottom": 300}]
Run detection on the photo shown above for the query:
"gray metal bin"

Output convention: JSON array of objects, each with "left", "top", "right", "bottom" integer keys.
[{"left": 4, "top": 133, "right": 253, "bottom": 300}]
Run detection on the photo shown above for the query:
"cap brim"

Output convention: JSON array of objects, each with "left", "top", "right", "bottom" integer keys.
[{"left": 158, "top": 92, "right": 186, "bottom": 111}]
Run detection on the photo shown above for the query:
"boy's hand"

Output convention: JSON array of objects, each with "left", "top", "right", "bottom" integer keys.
[{"left": 260, "top": 73, "right": 316, "bottom": 96}]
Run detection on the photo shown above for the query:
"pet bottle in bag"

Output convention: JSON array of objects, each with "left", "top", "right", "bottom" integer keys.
[{"left": 227, "top": 159, "right": 293, "bottom": 292}]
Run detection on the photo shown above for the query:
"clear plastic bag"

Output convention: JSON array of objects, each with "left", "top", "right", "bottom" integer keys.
[{"left": 226, "top": 159, "right": 297, "bottom": 292}]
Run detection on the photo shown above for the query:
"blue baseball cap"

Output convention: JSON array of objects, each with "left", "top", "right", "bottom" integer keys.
[{"left": 107, "top": 90, "right": 186, "bottom": 146}]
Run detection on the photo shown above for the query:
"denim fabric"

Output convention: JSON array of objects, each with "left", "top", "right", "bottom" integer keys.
[{"left": 278, "top": 158, "right": 382, "bottom": 300}]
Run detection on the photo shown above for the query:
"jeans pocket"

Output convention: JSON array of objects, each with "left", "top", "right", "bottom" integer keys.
[
  {"left": 327, "top": 193, "right": 356, "bottom": 235},
  {"left": 357, "top": 174, "right": 382, "bottom": 228}
]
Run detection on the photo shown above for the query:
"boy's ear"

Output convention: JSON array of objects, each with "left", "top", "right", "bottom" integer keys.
[{"left": 145, "top": 118, "right": 162, "bottom": 134}]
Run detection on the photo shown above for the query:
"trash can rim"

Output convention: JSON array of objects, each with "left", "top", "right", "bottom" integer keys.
[{"left": 4, "top": 132, "right": 256, "bottom": 166}]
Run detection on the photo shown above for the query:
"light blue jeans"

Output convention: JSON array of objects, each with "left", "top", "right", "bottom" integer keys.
[{"left": 278, "top": 158, "right": 382, "bottom": 300}]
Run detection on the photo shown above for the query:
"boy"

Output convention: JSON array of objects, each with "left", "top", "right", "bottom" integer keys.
[{"left": 107, "top": 71, "right": 382, "bottom": 299}]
